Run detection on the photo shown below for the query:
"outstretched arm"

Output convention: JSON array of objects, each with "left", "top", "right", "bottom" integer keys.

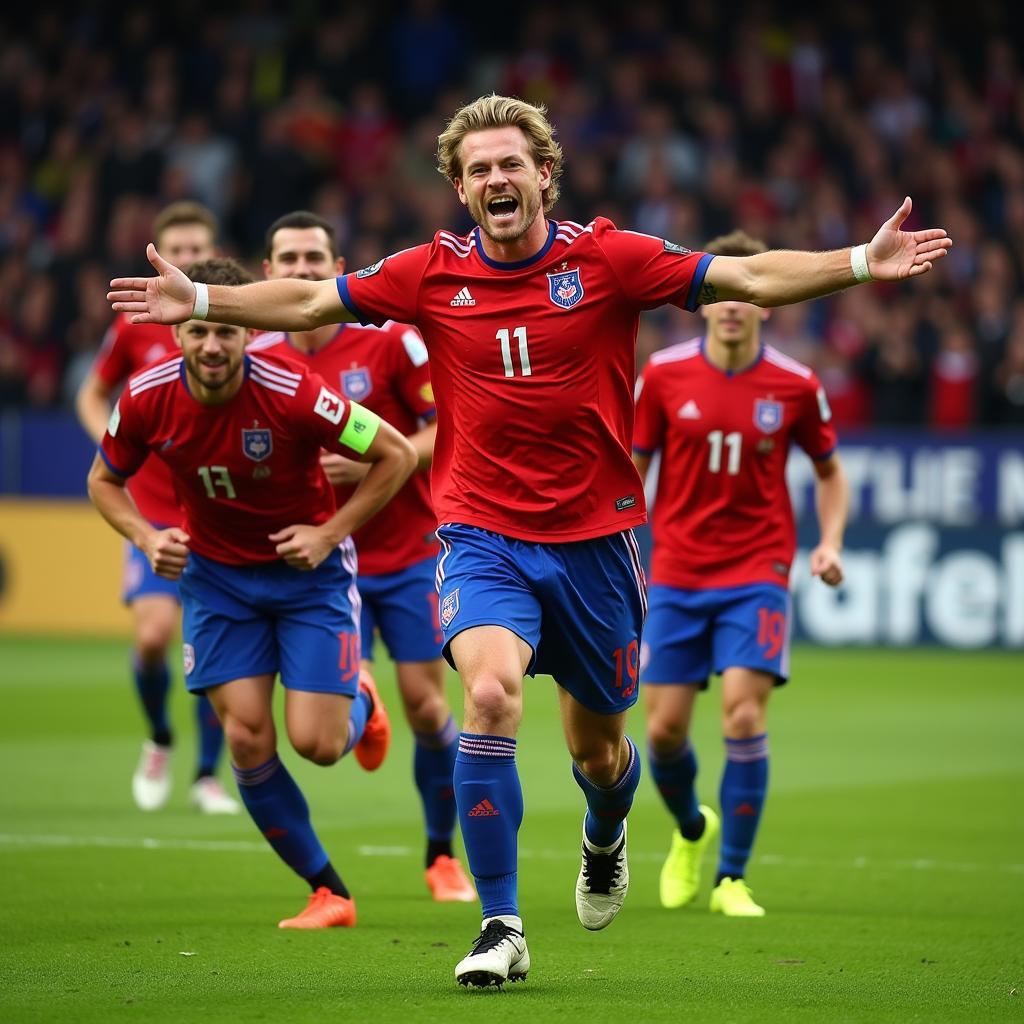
[
  {"left": 702, "top": 197, "right": 951, "bottom": 307},
  {"left": 108, "top": 244, "right": 354, "bottom": 331}
]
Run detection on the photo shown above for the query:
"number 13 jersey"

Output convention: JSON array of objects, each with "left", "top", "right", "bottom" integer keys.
[{"left": 337, "top": 217, "right": 713, "bottom": 543}]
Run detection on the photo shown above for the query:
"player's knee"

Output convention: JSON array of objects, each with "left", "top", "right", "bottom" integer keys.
[
  {"left": 647, "top": 717, "right": 688, "bottom": 753},
  {"left": 723, "top": 699, "right": 765, "bottom": 739},
  {"left": 292, "top": 730, "right": 344, "bottom": 766},
  {"left": 134, "top": 632, "right": 170, "bottom": 665},
  {"left": 570, "top": 741, "right": 620, "bottom": 787},
  {"left": 465, "top": 677, "right": 518, "bottom": 731},
  {"left": 403, "top": 688, "right": 448, "bottom": 733},
  {"left": 223, "top": 717, "right": 274, "bottom": 765}
]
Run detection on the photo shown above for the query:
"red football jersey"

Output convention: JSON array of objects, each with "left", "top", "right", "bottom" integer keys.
[
  {"left": 100, "top": 351, "right": 372, "bottom": 565},
  {"left": 634, "top": 338, "right": 838, "bottom": 590},
  {"left": 92, "top": 314, "right": 181, "bottom": 524},
  {"left": 337, "top": 218, "right": 713, "bottom": 543},
  {"left": 250, "top": 322, "right": 439, "bottom": 575}
]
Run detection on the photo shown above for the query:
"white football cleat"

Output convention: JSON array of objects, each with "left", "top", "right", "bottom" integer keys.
[
  {"left": 190, "top": 776, "right": 241, "bottom": 815},
  {"left": 132, "top": 740, "right": 172, "bottom": 811},
  {"left": 455, "top": 916, "right": 530, "bottom": 988},
  {"left": 575, "top": 819, "right": 629, "bottom": 930}
]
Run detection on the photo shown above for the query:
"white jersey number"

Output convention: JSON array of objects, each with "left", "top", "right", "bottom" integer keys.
[
  {"left": 197, "top": 465, "right": 237, "bottom": 499},
  {"left": 707, "top": 430, "right": 742, "bottom": 475},
  {"left": 497, "top": 326, "right": 532, "bottom": 378}
]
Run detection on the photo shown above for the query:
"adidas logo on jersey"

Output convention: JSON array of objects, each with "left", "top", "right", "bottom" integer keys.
[
  {"left": 677, "top": 400, "right": 702, "bottom": 419},
  {"left": 450, "top": 286, "right": 477, "bottom": 307}
]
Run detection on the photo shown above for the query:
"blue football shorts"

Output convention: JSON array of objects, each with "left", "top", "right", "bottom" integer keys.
[
  {"left": 122, "top": 538, "right": 181, "bottom": 605},
  {"left": 434, "top": 523, "right": 648, "bottom": 714},
  {"left": 359, "top": 555, "right": 443, "bottom": 663},
  {"left": 178, "top": 541, "right": 361, "bottom": 696},
  {"left": 640, "top": 582, "right": 792, "bottom": 688}
]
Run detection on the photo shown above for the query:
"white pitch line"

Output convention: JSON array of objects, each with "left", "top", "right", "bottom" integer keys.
[{"left": 1, "top": 833, "right": 1021, "bottom": 875}]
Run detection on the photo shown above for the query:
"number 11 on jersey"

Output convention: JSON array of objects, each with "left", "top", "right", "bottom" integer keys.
[{"left": 497, "top": 326, "right": 531, "bottom": 377}]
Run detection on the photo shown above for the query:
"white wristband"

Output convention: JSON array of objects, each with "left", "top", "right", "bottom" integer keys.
[
  {"left": 192, "top": 281, "right": 210, "bottom": 321},
  {"left": 850, "top": 243, "right": 872, "bottom": 284}
]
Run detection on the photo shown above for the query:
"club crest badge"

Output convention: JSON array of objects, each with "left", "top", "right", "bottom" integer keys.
[
  {"left": 440, "top": 588, "right": 460, "bottom": 629},
  {"left": 754, "top": 399, "right": 783, "bottom": 434},
  {"left": 183, "top": 643, "right": 195, "bottom": 676},
  {"left": 547, "top": 268, "right": 584, "bottom": 309},
  {"left": 242, "top": 428, "right": 273, "bottom": 461},
  {"left": 341, "top": 367, "right": 373, "bottom": 401}
]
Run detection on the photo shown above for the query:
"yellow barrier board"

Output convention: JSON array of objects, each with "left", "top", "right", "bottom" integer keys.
[{"left": 0, "top": 499, "right": 131, "bottom": 636}]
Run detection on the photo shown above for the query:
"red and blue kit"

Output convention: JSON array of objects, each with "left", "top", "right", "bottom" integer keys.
[
  {"left": 634, "top": 338, "right": 838, "bottom": 685},
  {"left": 251, "top": 322, "right": 438, "bottom": 576},
  {"left": 337, "top": 219, "right": 712, "bottom": 710},
  {"left": 99, "top": 351, "right": 380, "bottom": 693},
  {"left": 337, "top": 217, "right": 713, "bottom": 544},
  {"left": 252, "top": 323, "right": 442, "bottom": 664}
]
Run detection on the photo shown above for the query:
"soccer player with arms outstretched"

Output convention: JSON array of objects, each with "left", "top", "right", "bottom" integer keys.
[
  {"left": 89, "top": 258, "right": 416, "bottom": 928},
  {"left": 107, "top": 96, "right": 950, "bottom": 987},
  {"left": 77, "top": 202, "right": 237, "bottom": 815},
  {"left": 634, "top": 230, "right": 848, "bottom": 918},
  {"left": 253, "top": 210, "right": 474, "bottom": 903}
]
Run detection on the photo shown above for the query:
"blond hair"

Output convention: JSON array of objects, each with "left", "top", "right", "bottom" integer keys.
[
  {"left": 437, "top": 95, "right": 564, "bottom": 212},
  {"left": 703, "top": 229, "right": 767, "bottom": 258},
  {"left": 153, "top": 201, "right": 219, "bottom": 246}
]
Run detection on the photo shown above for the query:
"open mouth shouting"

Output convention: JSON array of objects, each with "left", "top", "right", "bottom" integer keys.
[{"left": 486, "top": 193, "right": 520, "bottom": 223}]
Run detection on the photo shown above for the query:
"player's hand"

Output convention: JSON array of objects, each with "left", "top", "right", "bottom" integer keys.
[
  {"left": 107, "top": 243, "right": 197, "bottom": 325},
  {"left": 146, "top": 527, "right": 191, "bottom": 580},
  {"left": 810, "top": 543, "right": 844, "bottom": 588},
  {"left": 865, "top": 197, "right": 952, "bottom": 281},
  {"left": 320, "top": 452, "right": 370, "bottom": 486},
  {"left": 269, "top": 524, "right": 335, "bottom": 571}
]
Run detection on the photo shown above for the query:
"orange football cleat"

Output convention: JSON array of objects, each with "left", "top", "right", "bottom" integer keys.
[
  {"left": 278, "top": 887, "right": 356, "bottom": 929},
  {"left": 425, "top": 855, "right": 477, "bottom": 903},
  {"left": 354, "top": 671, "right": 391, "bottom": 772}
]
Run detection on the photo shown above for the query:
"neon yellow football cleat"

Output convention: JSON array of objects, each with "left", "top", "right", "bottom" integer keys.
[
  {"left": 709, "top": 876, "right": 766, "bottom": 917},
  {"left": 659, "top": 804, "right": 720, "bottom": 909}
]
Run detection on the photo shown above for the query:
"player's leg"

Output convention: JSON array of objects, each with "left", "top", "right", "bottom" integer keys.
[
  {"left": 538, "top": 529, "right": 647, "bottom": 931},
  {"left": 709, "top": 583, "right": 789, "bottom": 917},
  {"left": 128, "top": 591, "right": 179, "bottom": 810},
  {"left": 367, "top": 559, "right": 472, "bottom": 900},
  {"left": 437, "top": 524, "right": 541, "bottom": 988},
  {"left": 449, "top": 624, "right": 531, "bottom": 986},
  {"left": 641, "top": 585, "right": 719, "bottom": 908}
]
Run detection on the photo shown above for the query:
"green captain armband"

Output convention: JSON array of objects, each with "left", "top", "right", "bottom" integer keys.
[{"left": 339, "top": 402, "right": 381, "bottom": 454}]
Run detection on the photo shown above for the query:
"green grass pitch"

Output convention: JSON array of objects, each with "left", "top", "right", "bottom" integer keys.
[{"left": 0, "top": 635, "right": 1021, "bottom": 1022}]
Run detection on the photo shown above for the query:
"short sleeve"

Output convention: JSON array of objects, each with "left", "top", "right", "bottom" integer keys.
[
  {"left": 596, "top": 224, "right": 715, "bottom": 313},
  {"left": 93, "top": 317, "right": 131, "bottom": 388},
  {"left": 336, "top": 245, "right": 431, "bottom": 328},
  {"left": 632, "top": 364, "right": 667, "bottom": 456},
  {"left": 99, "top": 390, "right": 149, "bottom": 477},
  {"left": 792, "top": 375, "right": 838, "bottom": 461},
  {"left": 388, "top": 323, "right": 435, "bottom": 419}
]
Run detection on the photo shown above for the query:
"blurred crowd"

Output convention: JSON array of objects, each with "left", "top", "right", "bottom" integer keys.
[{"left": 1, "top": 0, "right": 1023, "bottom": 429}]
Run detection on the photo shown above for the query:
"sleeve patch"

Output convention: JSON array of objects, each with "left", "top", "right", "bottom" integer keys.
[
  {"left": 339, "top": 401, "right": 381, "bottom": 454},
  {"left": 816, "top": 386, "right": 833, "bottom": 423},
  {"left": 663, "top": 239, "right": 692, "bottom": 255},
  {"left": 107, "top": 400, "right": 121, "bottom": 437},
  {"left": 356, "top": 259, "right": 386, "bottom": 279},
  {"left": 314, "top": 385, "right": 346, "bottom": 425},
  {"left": 401, "top": 328, "right": 429, "bottom": 367}
]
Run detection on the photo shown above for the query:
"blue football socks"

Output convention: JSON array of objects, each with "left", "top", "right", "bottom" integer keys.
[
  {"left": 233, "top": 754, "right": 329, "bottom": 879},
  {"left": 414, "top": 715, "right": 459, "bottom": 855},
  {"left": 718, "top": 734, "right": 769, "bottom": 880},
  {"left": 455, "top": 733, "right": 522, "bottom": 918},
  {"left": 341, "top": 688, "right": 373, "bottom": 756},
  {"left": 573, "top": 736, "right": 641, "bottom": 848},
  {"left": 132, "top": 656, "right": 171, "bottom": 747},
  {"left": 194, "top": 694, "right": 225, "bottom": 779},
  {"left": 648, "top": 738, "right": 704, "bottom": 839}
]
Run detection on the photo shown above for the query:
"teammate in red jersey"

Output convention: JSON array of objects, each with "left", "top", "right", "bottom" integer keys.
[
  {"left": 633, "top": 230, "right": 849, "bottom": 918},
  {"left": 89, "top": 258, "right": 416, "bottom": 928},
  {"left": 76, "top": 202, "right": 238, "bottom": 816},
  {"left": 254, "top": 211, "right": 474, "bottom": 903},
  {"left": 107, "top": 95, "right": 950, "bottom": 987}
]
